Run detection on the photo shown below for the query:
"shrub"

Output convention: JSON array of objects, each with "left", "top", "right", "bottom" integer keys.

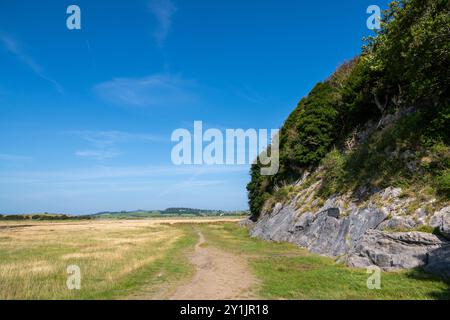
[
  {"left": 437, "top": 170, "right": 450, "bottom": 198},
  {"left": 318, "top": 148, "right": 345, "bottom": 198}
]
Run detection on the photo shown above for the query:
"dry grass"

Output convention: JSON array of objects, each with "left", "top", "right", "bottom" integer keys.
[{"left": 0, "top": 219, "right": 194, "bottom": 299}]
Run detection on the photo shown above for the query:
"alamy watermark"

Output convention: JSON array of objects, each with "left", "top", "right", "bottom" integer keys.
[
  {"left": 366, "top": 266, "right": 381, "bottom": 290},
  {"left": 367, "top": 5, "right": 381, "bottom": 30},
  {"left": 66, "top": 264, "right": 81, "bottom": 290},
  {"left": 64, "top": 5, "right": 381, "bottom": 32},
  {"left": 66, "top": 5, "right": 81, "bottom": 30},
  {"left": 171, "top": 121, "right": 279, "bottom": 175}
]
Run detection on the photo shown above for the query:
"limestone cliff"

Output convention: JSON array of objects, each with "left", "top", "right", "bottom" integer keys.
[
  {"left": 249, "top": 174, "right": 450, "bottom": 279},
  {"left": 246, "top": 0, "right": 450, "bottom": 280}
]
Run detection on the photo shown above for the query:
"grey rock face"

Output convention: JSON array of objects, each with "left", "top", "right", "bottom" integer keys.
[
  {"left": 381, "top": 187, "right": 402, "bottom": 200},
  {"left": 295, "top": 210, "right": 348, "bottom": 256},
  {"left": 377, "top": 216, "right": 417, "bottom": 231},
  {"left": 325, "top": 208, "right": 340, "bottom": 219},
  {"left": 424, "top": 245, "right": 450, "bottom": 280},
  {"left": 251, "top": 205, "right": 388, "bottom": 258},
  {"left": 429, "top": 205, "right": 450, "bottom": 229},
  {"left": 239, "top": 218, "right": 255, "bottom": 229},
  {"left": 348, "top": 230, "right": 444, "bottom": 270},
  {"left": 249, "top": 190, "right": 450, "bottom": 279},
  {"left": 440, "top": 210, "right": 450, "bottom": 240},
  {"left": 250, "top": 204, "right": 297, "bottom": 243}
]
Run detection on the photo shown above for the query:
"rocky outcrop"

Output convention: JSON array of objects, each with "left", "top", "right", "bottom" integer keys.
[
  {"left": 252, "top": 204, "right": 388, "bottom": 257},
  {"left": 249, "top": 182, "right": 450, "bottom": 280},
  {"left": 348, "top": 230, "right": 444, "bottom": 270},
  {"left": 442, "top": 216, "right": 450, "bottom": 240},
  {"left": 424, "top": 246, "right": 450, "bottom": 280},
  {"left": 428, "top": 205, "right": 450, "bottom": 241}
]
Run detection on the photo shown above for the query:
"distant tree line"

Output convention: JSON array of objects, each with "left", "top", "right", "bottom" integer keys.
[{"left": 0, "top": 214, "right": 92, "bottom": 221}]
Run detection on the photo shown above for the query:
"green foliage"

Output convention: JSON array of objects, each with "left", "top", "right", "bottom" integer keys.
[
  {"left": 273, "top": 185, "right": 294, "bottom": 203},
  {"left": 338, "top": 57, "right": 380, "bottom": 129},
  {"left": 247, "top": 162, "right": 267, "bottom": 219},
  {"left": 289, "top": 87, "right": 338, "bottom": 164},
  {"left": 318, "top": 110, "right": 450, "bottom": 200},
  {"left": 247, "top": 0, "right": 450, "bottom": 218},
  {"left": 317, "top": 148, "right": 345, "bottom": 198},
  {"left": 424, "top": 104, "right": 450, "bottom": 145},
  {"left": 365, "top": 0, "right": 450, "bottom": 107},
  {"left": 437, "top": 170, "right": 450, "bottom": 197}
]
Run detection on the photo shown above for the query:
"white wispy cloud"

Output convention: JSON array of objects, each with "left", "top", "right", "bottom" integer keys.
[
  {"left": 67, "top": 130, "right": 166, "bottom": 160},
  {"left": 148, "top": 0, "right": 177, "bottom": 47},
  {"left": 69, "top": 130, "right": 166, "bottom": 147},
  {"left": 75, "top": 150, "right": 121, "bottom": 161},
  {"left": 94, "top": 73, "right": 199, "bottom": 108},
  {"left": 0, "top": 33, "right": 63, "bottom": 94},
  {"left": 0, "top": 154, "right": 31, "bottom": 162}
]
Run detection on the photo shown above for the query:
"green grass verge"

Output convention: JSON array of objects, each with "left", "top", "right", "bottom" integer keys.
[{"left": 199, "top": 223, "right": 450, "bottom": 300}]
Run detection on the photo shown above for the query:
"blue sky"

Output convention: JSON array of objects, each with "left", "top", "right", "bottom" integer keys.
[{"left": 0, "top": 0, "right": 390, "bottom": 214}]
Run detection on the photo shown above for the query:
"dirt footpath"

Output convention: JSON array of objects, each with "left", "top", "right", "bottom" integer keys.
[{"left": 170, "top": 232, "right": 257, "bottom": 300}]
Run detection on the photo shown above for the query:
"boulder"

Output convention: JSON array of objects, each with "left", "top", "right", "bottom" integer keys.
[
  {"left": 440, "top": 211, "right": 450, "bottom": 240},
  {"left": 324, "top": 208, "right": 340, "bottom": 219},
  {"left": 424, "top": 245, "right": 450, "bottom": 280},
  {"left": 429, "top": 205, "right": 450, "bottom": 229},
  {"left": 414, "top": 208, "right": 428, "bottom": 226},
  {"left": 347, "top": 208, "right": 387, "bottom": 247},
  {"left": 239, "top": 218, "right": 255, "bottom": 228},
  {"left": 347, "top": 230, "right": 444, "bottom": 270},
  {"left": 381, "top": 187, "right": 402, "bottom": 200},
  {"left": 377, "top": 216, "right": 416, "bottom": 231}
]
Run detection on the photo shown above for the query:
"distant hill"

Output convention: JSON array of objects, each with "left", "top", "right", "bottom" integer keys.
[
  {"left": 89, "top": 208, "right": 249, "bottom": 219},
  {"left": 0, "top": 208, "right": 249, "bottom": 221}
]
